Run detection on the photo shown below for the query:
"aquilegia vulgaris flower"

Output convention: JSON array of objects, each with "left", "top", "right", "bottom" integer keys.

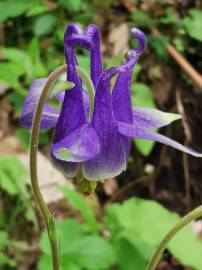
[{"left": 20, "top": 23, "right": 202, "bottom": 192}]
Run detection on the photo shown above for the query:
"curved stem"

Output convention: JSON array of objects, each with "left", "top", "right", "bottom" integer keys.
[
  {"left": 146, "top": 205, "right": 202, "bottom": 270},
  {"left": 30, "top": 64, "right": 95, "bottom": 270},
  {"left": 30, "top": 65, "right": 67, "bottom": 270}
]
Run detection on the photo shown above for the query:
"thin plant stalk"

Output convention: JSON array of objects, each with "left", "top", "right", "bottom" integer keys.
[
  {"left": 30, "top": 64, "right": 66, "bottom": 270},
  {"left": 30, "top": 64, "right": 95, "bottom": 270},
  {"left": 146, "top": 205, "right": 202, "bottom": 270}
]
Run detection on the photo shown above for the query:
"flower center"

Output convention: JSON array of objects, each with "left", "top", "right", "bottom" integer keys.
[{"left": 75, "top": 165, "right": 97, "bottom": 194}]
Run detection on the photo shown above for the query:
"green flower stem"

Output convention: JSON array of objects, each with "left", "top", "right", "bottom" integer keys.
[
  {"left": 30, "top": 64, "right": 95, "bottom": 270},
  {"left": 146, "top": 205, "right": 202, "bottom": 270}
]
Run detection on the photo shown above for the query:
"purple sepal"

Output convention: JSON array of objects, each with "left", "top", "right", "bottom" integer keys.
[
  {"left": 82, "top": 28, "right": 146, "bottom": 180},
  {"left": 20, "top": 78, "right": 59, "bottom": 130},
  {"left": 51, "top": 154, "right": 79, "bottom": 178},
  {"left": 133, "top": 108, "right": 181, "bottom": 129},
  {"left": 117, "top": 121, "right": 202, "bottom": 157},
  {"left": 52, "top": 124, "right": 100, "bottom": 162}
]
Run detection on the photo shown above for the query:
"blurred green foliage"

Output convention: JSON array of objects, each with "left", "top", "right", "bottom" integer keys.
[
  {"left": 0, "top": 155, "right": 28, "bottom": 197},
  {"left": 39, "top": 188, "right": 202, "bottom": 270},
  {"left": 183, "top": 9, "right": 202, "bottom": 42},
  {"left": 131, "top": 83, "right": 158, "bottom": 156},
  {"left": 131, "top": 10, "right": 153, "bottom": 28},
  {"left": 0, "top": 0, "right": 202, "bottom": 269}
]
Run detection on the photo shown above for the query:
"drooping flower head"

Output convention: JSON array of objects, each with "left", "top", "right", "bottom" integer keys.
[{"left": 20, "top": 23, "right": 202, "bottom": 192}]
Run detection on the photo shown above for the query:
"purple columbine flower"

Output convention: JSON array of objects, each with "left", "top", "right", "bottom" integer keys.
[{"left": 20, "top": 23, "right": 202, "bottom": 185}]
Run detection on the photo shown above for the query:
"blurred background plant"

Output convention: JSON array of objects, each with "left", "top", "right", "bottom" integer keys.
[{"left": 0, "top": 0, "right": 202, "bottom": 269}]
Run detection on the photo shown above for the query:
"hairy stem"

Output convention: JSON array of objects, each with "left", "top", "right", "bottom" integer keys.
[
  {"left": 146, "top": 205, "right": 202, "bottom": 270},
  {"left": 30, "top": 65, "right": 67, "bottom": 270},
  {"left": 30, "top": 64, "right": 95, "bottom": 270}
]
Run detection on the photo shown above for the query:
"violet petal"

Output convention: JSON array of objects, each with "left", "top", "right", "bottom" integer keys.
[
  {"left": 51, "top": 155, "right": 79, "bottom": 178},
  {"left": 112, "top": 28, "right": 147, "bottom": 124},
  {"left": 82, "top": 29, "right": 147, "bottom": 180},
  {"left": 133, "top": 108, "right": 181, "bottom": 129},
  {"left": 83, "top": 73, "right": 129, "bottom": 180},
  {"left": 52, "top": 124, "right": 100, "bottom": 162},
  {"left": 54, "top": 27, "right": 88, "bottom": 143},
  {"left": 118, "top": 121, "right": 202, "bottom": 157},
  {"left": 87, "top": 24, "right": 102, "bottom": 87},
  {"left": 65, "top": 23, "right": 102, "bottom": 88},
  {"left": 20, "top": 78, "right": 59, "bottom": 130}
]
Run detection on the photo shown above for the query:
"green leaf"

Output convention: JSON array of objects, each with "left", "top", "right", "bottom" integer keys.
[
  {"left": 25, "top": 207, "right": 36, "bottom": 222},
  {"left": 40, "top": 219, "right": 83, "bottom": 255},
  {"left": 39, "top": 219, "right": 114, "bottom": 270},
  {"left": 104, "top": 55, "right": 123, "bottom": 69},
  {"left": 16, "top": 127, "right": 48, "bottom": 149},
  {"left": 131, "top": 83, "right": 157, "bottom": 156},
  {"left": 134, "top": 137, "right": 156, "bottom": 157},
  {"left": 38, "top": 132, "right": 49, "bottom": 146},
  {"left": 61, "top": 261, "right": 80, "bottom": 270},
  {"left": 38, "top": 255, "right": 52, "bottom": 270},
  {"left": 28, "top": 37, "right": 40, "bottom": 64},
  {"left": 68, "top": 235, "right": 115, "bottom": 269},
  {"left": 0, "top": 213, "right": 6, "bottom": 228},
  {"left": 33, "top": 14, "right": 57, "bottom": 36},
  {"left": 148, "top": 35, "right": 169, "bottom": 59},
  {"left": 26, "top": 5, "right": 51, "bottom": 17},
  {"left": 77, "top": 55, "right": 90, "bottom": 75},
  {"left": 0, "top": 251, "right": 15, "bottom": 266},
  {"left": 59, "top": 0, "right": 82, "bottom": 12},
  {"left": 114, "top": 237, "right": 146, "bottom": 270},
  {"left": 8, "top": 91, "right": 25, "bottom": 116},
  {"left": 94, "top": 0, "right": 113, "bottom": 10},
  {"left": 0, "top": 231, "right": 8, "bottom": 249},
  {"left": 2, "top": 48, "right": 33, "bottom": 79},
  {"left": 159, "top": 8, "right": 178, "bottom": 24},
  {"left": 39, "top": 219, "right": 83, "bottom": 270},
  {"left": 0, "top": 1, "right": 29, "bottom": 22},
  {"left": 0, "top": 62, "right": 24, "bottom": 88},
  {"left": 28, "top": 37, "right": 47, "bottom": 77},
  {"left": 15, "top": 128, "right": 30, "bottom": 150},
  {"left": 39, "top": 254, "right": 81, "bottom": 270},
  {"left": 118, "top": 231, "right": 154, "bottom": 262},
  {"left": 131, "top": 11, "right": 152, "bottom": 28},
  {"left": 104, "top": 197, "right": 202, "bottom": 270},
  {"left": 0, "top": 170, "right": 19, "bottom": 196},
  {"left": 173, "top": 38, "right": 185, "bottom": 53},
  {"left": 131, "top": 83, "right": 156, "bottom": 109},
  {"left": 183, "top": 9, "right": 202, "bottom": 42},
  {"left": 61, "top": 188, "right": 98, "bottom": 234},
  {"left": 73, "top": 4, "right": 94, "bottom": 24},
  {"left": 0, "top": 156, "right": 28, "bottom": 198},
  {"left": 133, "top": 63, "right": 142, "bottom": 78}
]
